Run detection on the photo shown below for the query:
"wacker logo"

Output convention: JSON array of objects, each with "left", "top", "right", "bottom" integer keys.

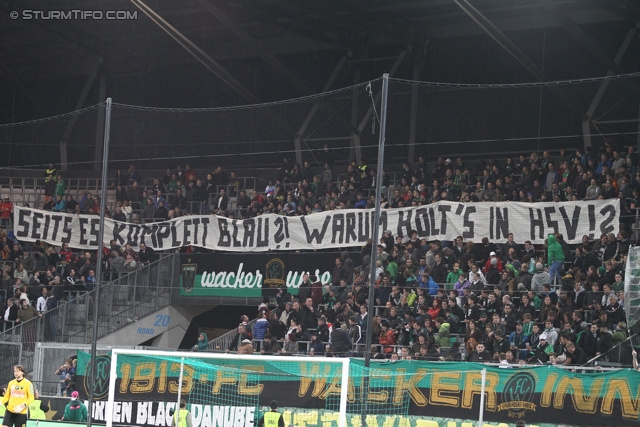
[
  {"left": 264, "top": 258, "right": 285, "bottom": 288},
  {"left": 498, "top": 372, "right": 536, "bottom": 419},
  {"left": 84, "top": 354, "right": 112, "bottom": 400},
  {"left": 181, "top": 263, "right": 197, "bottom": 292}
]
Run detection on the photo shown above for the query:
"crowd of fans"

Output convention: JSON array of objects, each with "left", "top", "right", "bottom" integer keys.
[
  {"left": 0, "top": 232, "right": 159, "bottom": 336},
  {"left": 8, "top": 141, "right": 640, "bottom": 226},
  {"left": 1, "top": 142, "right": 639, "bottom": 367},
  {"left": 219, "top": 223, "right": 632, "bottom": 367},
  {"left": 189, "top": 142, "right": 639, "bottom": 366}
]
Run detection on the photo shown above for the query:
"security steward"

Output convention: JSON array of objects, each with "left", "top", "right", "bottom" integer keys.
[
  {"left": 27, "top": 390, "right": 48, "bottom": 420},
  {"left": 258, "top": 400, "right": 285, "bottom": 427},
  {"left": 171, "top": 399, "right": 192, "bottom": 427}
]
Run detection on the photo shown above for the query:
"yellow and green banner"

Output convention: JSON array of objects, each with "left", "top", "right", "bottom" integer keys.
[{"left": 76, "top": 352, "right": 640, "bottom": 427}]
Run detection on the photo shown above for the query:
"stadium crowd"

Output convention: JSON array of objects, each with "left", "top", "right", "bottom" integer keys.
[
  {"left": 1, "top": 142, "right": 638, "bottom": 367},
  {"left": 12, "top": 141, "right": 640, "bottom": 223},
  {"left": 228, "top": 223, "right": 631, "bottom": 367}
]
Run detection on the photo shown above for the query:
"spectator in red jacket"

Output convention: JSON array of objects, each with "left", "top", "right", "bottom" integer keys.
[{"left": 379, "top": 319, "right": 396, "bottom": 353}]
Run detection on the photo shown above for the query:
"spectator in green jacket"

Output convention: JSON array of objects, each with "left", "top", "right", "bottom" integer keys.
[
  {"left": 547, "top": 234, "right": 565, "bottom": 286},
  {"left": 446, "top": 262, "right": 462, "bottom": 285},
  {"left": 611, "top": 322, "right": 627, "bottom": 347},
  {"left": 61, "top": 391, "right": 87, "bottom": 422},
  {"left": 435, "top": 318, "right": 451, "bottom": 349},
  {"left": 54, "top": 175, "right": 66, "bottom": 198},
  {"left": 192, "top": 333, "right": 208, "bottom": 352}
]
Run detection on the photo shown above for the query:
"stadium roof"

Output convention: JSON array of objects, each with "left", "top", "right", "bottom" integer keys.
[
  {"left": 1, "top": 0, "right": 639, "bottom": 170},
  {"left": 1, "top": 0, "right": 639, "bottom": 113}
]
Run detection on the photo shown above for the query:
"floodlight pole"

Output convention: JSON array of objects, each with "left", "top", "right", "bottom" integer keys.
[
  {"left": 362, "top": 73, "right": 389, "bottom": 427},
  {"left": 87, "top": 97, "right": 111, "bottom": 427}
]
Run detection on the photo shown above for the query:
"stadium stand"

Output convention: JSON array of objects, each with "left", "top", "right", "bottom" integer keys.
[{"left": 0, "top": 147, "right": 637, "bottom": 370}]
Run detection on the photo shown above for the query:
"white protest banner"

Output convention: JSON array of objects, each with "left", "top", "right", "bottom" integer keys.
[{"left": 13, "top": 199, "right": 619, "bottom": 251}]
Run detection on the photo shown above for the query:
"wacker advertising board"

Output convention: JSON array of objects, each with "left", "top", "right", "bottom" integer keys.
[{"left": 179, "top": 252, "right": 361, "bottom": 298}]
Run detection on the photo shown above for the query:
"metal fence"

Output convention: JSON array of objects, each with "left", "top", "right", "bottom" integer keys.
[
  {"left": 31, "top": 343, "right": 139, "bottom": 397},
  {"left": 0, "top": 342, "right": 23, "bottom": 390},
  {"left": 0, "top": 252, "right": 179, "bottom": 387},
  {"left": 583, "top": 332, "right": 639, "bottom": 367},
  {"left": 206, "top": 318, "right": 258, "bottom": 352}
]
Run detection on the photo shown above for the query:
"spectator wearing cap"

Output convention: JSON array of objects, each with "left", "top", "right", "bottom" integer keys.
[
  {"left": 483, "top": 251, "right": 503, "bottom": 274},
  {"left": 258, "top": 400, "right": 284, "bottom": 427},
  {"left": 478, "top": 311, "right": 489, "bottom": 328},
  {"left": 61, "top": 391, "right": 87, "bottom": 422},
  {"left": 532, "top": 332, "right": 553, "bottom": 363},
  {"left": 238, "top": 338, "right": 254, "bottom": 354}
]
